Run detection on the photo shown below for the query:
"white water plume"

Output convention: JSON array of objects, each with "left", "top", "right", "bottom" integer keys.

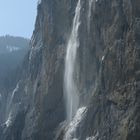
[
  {"left": 64, "top": 107, "right": 87, "bottom": 140},
  {"left": 64, "top": 0, "right": 81, "bottom": 122},
  {"left": 88, "top": 0, "right": 94, "bottom": 32},
  {"left": 5, "top": 82, "right": 19, "bottom": 122}
]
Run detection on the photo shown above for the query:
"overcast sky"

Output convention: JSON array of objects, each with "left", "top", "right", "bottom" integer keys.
[{"left": 0, "top": 0, "right": 37, "bottom": 38}]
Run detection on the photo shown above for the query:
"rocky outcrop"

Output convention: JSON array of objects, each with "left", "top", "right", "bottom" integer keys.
[{"left": 1, "top": 0, "right": 140, "bottom": 140}]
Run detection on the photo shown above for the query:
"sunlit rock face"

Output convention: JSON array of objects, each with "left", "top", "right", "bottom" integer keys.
[{"left": 0, "top": 0, "right": 140, "bottom": 140}]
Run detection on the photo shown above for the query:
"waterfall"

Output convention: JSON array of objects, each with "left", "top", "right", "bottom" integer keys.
[
  {"left": 88, "top": 0, "right": 94, "bottom": 32},
  {"left": 64, "top": 0, "right": 81, "bottom": 122},
  {"left": 64, "top": 107, "right": 87, "bottom": 139},
  {"left": 4, "top": 82, "right": 19, "bottom": 127},
  {"left": 6, "top": 82, "right": 19, "bottom": 115}
]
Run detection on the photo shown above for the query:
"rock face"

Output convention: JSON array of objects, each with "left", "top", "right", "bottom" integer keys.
[{"left": 0, "top": 0, "right": 140, "bottom": 140}]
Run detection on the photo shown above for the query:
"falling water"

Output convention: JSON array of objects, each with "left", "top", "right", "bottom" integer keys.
[
  {"left": 6, "top": 82, "right": 19, "bottom": 115},
  {"left": 64, "top": 0, "right": 81, "bottom": 122},
  {"left": 88, "top": 0, "right": 94, "bottom": 32},
  {"left": 64, "top": 107, "right": 87, "bottom": 139},
  {"left": 4, "top": 82, "right": 19, "bottom": 127}
]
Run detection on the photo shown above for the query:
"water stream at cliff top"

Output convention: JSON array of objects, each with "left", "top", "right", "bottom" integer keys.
[{"left": 64, "top": 0, "right": 81, "bottom": 122}]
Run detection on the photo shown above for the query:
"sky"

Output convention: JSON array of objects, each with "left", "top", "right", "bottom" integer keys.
[{"left": 0, "top": 0, "right": 37, "bottom": 38}]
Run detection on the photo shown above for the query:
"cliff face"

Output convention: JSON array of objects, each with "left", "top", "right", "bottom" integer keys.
[{"left": 0, "top": 0, "right": 140, "bottom": 140}]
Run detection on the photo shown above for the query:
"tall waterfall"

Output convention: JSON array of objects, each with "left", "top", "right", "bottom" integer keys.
[{"left": 64, "top": 0, "right": 81, "bottom": 122}]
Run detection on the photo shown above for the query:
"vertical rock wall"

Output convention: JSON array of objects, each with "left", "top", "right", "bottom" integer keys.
[{"left": 0, "top": 0, "right": 140, "bottom": 140}]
